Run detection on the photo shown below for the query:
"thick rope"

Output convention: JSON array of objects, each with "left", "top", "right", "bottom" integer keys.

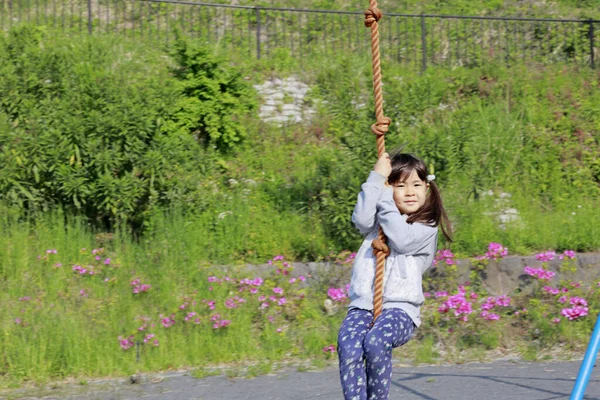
[{"left": 364, "top": 2, "right": 391, "bottom": 323}]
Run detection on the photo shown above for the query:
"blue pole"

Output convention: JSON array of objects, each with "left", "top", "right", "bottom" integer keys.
[{"left": 570, "top": 314, "right": 600, "bottom": 400}]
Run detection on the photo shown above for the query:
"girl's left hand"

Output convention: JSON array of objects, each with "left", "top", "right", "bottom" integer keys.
[{"left": 374, "top": 152, "right": 392, "bottom": 178}]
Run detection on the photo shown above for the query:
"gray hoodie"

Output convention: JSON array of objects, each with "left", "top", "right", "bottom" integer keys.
[{"left": 348, "top": 171, "right": 438, "bottom": 327}]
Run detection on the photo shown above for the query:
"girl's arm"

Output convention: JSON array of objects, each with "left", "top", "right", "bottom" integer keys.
[
  {"left": 351, "top": 171, "right": 387, "bottom": 235},
  {"left": 376, "top": 188, "right": 438, "bottom": 255}
]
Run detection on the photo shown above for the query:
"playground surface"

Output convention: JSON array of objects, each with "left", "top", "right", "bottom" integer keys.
[{"left": 4, "top": 359, "right": 600, "bottom": 400}]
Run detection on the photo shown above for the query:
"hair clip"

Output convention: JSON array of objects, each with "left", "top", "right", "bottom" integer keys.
[{"left": 426, "top": 174, "right": 436, "bottom": 182}]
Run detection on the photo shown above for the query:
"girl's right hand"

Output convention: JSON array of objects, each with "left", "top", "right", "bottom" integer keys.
[{"left": 373, "top": 152, "right": 392, "bottom": 178}]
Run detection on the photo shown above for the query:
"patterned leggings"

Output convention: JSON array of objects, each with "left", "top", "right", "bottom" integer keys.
[{"left": 337, "top": 308, "right": 415, "bottom": 400}]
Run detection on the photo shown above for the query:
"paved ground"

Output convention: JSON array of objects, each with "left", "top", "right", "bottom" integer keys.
[{"left": 4, "top": 360, "right": 600, "bottom": 400}]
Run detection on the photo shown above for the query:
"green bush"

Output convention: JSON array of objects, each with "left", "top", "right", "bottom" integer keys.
[
  {"left": 165, "top": 34, "right": 257, "bottom": 152},
  {"left": 0, "top": 27, "right": 256, "bottom": 227}
]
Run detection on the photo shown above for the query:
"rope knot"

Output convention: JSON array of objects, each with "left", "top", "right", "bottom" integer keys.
[
  {"left": 370, "top": 116, "right": 391, "bottom": 136},
  {"left": 372, "top": 238, "right": 390, "bottom": 257},
  {"left": 364, "top": 7, "right": 382, "bottom": 28}
]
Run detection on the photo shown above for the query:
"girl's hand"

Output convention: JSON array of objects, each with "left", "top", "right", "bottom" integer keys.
[{"left": 373, "top": 152, "right": 392, "bottom": 178}]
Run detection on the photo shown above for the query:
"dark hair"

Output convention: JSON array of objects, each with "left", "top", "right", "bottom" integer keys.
[{"left": 388, "top": 153, "right": 452, "bottom": 242}]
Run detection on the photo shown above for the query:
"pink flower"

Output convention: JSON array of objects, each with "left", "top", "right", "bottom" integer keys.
[
  {"left": 434, "top": 249, "right": 456, "bottom": 266},
  {"left": 535, "top": 251, "right": 556, "bottom": 263},
  {"left": 298, "top": 276, "right": 306, "bottom": 282},
  {"left": 570, "top": 297, "right": 588, "bottom": 307},
  {"left": 184, "top": 312, "right": 197, "bottom": 322},
  {"left": 213, "top": 319, "right": 231, "bottom": 329},
  {"left": 278, "top": 297, "right": 287, "bottom": 306},
  {"left": 480, "top": 311, "right": 500, "bottom": 321},
  {"left": 543, "top": 286, "right": 560, "bottom": 295},
  {"left": 558, "top": 296, "right": 568, "bottom": 304},
  {"left": 439, "top": 290, "right": 473, "bottom": 320},
  {"left": 551, "top": 318, "right": 561, "bottom": 324},
  {"left": 323, "top": 345, "right": 336, "bottom": 354},
  {"left": 131, "top": 278, "right": 151, "bottom": 294},
  {"left": 104, "top": 258, "right": 111, "bottom": 265},
  {"left": 276, "top": 328, "right": 283, "bottom": 333},
  {"left": 118, "top": 335, "right": 135, "bottom": 350},
  {"left": 327, "top": 287, "right": 348, "bottom": 302},
  {"left": 524, "top": 266, "right": 555, "bottom": 281},
  {"left": 495, "top": 295, "right": 511, "bottom": 307},
  {"left": 143, "top": 333, "right": 155, "bottom": 343},
  {"left": 486, "top": 242, "right": 508, "bottom": 260},
  {"left": 273, "top": 287, "right": 284, "bottom": 295},
  {"left": 563, "top": 250, "right": 576, "bottom": 259},
  {"left": 161, "top": 316, "right": 175, "bottom": 328},
  {"left": 208, "top": 276, "right": 219, "bottom": 283},
  {"left": 435, "top": 291, "right": 448, "bottom": 298},
  {"left": 561, "top": 306, "right": 588, "bottom": 320}
]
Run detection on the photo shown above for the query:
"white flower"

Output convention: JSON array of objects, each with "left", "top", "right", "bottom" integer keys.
[{"left": 217, "top": 211, "right": 232, "bottom": 219}]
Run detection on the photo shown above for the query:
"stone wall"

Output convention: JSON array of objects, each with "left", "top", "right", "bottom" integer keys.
[{"left": 220, "top": 253, "right": 600, "bottom": 295}]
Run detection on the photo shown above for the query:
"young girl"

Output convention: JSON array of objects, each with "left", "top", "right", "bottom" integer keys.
[{"left": 337, "top": 152, "right": 452, "bottom": 400}]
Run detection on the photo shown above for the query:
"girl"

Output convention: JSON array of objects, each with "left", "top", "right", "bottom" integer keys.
[{"left": 337, "top": 152, "right": 452, "bottom": 400}]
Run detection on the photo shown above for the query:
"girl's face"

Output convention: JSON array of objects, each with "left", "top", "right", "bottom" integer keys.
[{"left": 392, "top": 170, "right": 428, "bottom": 215}]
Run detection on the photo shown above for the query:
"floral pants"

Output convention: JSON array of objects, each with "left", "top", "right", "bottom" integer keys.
[{"left": 337, "top": 308, "right": 415, "bottom": 400}]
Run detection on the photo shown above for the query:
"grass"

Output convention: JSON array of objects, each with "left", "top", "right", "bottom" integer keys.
[{"left": 0, "top": 211, "right": 598, "bottom": 388}]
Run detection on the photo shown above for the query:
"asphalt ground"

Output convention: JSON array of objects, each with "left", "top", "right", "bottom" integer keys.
[{"left": 4, "top": 359, "right": 600, "bottom": 400}]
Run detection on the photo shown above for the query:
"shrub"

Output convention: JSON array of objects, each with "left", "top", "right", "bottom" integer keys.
[
  {"left": 0, "top": 27, "right": 256, "bottom": 228},
  {"left": 165, "top": 33, "right": 257, "bottom": 152}
]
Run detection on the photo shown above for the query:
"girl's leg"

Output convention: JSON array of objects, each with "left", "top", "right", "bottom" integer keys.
[
  {"left": 337, "top": 308, "right": 373, "bottom": 400},
  {"left": 363, "top": 308, "right": 415, "bottom": 400}
]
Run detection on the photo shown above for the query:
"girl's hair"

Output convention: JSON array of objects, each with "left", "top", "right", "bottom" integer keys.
[{"left": 388, "top": 153, "right": 453, "bottom": 242}]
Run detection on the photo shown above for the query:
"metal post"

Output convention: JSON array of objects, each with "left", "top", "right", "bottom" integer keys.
[
  {"left": 570, "top": 315, "right": 600, "bottom": 400},
  {"left": 256, "top": 7, "right": 261, "bottom": 59},
  {"left": 420, "top": 13, "right": 427, "bottom": 73},
  {"left": 87, "top": 0, "right": 92, "bottom": 34},
  {"left": 588, "top": 20, "right": 595, "bottom": 69}
]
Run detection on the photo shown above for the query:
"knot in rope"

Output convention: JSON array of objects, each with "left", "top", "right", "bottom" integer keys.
[
  {"left": 370, "top": 117, "right": 391, "bottom": 136},
  {"left": 364, "top": 7, "right": 383, "bottom": 28},
  {"left": 372, "top": 238, "right": 390, "bottom": 257}
]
